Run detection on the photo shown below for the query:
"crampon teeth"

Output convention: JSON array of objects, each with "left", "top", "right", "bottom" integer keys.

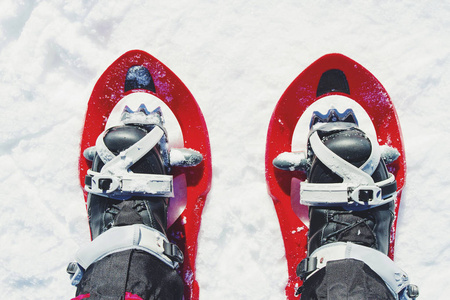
[
  {"left": 137, "top": 103, "right": 151, "bottom": 114},
  {"left": 310, "top": 108, "right": 358, "bottom": 128},
  {"left": 120, "top": 104, "right": 164, "bottom": 126}
]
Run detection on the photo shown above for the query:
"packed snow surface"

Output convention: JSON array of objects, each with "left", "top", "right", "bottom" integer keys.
[{"left": 1, "top": 1, "right": 449, "bottom": 299}]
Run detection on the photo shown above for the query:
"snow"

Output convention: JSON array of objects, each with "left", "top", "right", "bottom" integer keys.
[{"left": 1, "top": 1, "right": 449, "bottom": 299}]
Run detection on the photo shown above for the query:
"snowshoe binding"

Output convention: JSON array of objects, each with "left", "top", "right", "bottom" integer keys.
[
  {"left": 69, "top": 103, "right": 202, "bottom": 288},
  {"left": 274, "top": 108, "right": 418, "bottom": 299}
]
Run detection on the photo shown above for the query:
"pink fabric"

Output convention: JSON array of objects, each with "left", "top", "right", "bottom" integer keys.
[
  {"left": 71, "top": 294, "right": 90, "bottom": 300},
  {"left": 125, "top": 292, "right": 144, "bottom": 300}
]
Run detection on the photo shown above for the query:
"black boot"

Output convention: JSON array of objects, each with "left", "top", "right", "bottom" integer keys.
[
  {"left": 306, "top": 123, "right": 395, "bottom": 256},
  {"left": 294, "top": 109, "right": 417, "bottom": 299},
  {"left": 86, "top": 124, "right": 170, "bottom": 239},
  {"left": 70, "top": 105, "right": 185, "bottom": 300}
]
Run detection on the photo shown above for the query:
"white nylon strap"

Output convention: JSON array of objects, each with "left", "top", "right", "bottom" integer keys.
[
  {"left": 358, "top": 132, "right": 381, "bottom": 176},
  {"left": 300, "top": 174, "right": 396, "bottom": 207},
  {"left": 306, "top": 242, "right": 410, "bottom": 298},
  {"left": 85, "top": 169, "right": 174, "bottom": 198},
  {"left": 102, "top": 126, "right": 165, "bottom": 172},
  {"left": 300, "top": 131, "right": 395, "bottom": 208},
  {"left": 309, "top": 131, "right": 375, "bottom": 184},
  {"left": 95, "top": 133, "right": 116, "bottom": 164},
  {"left": 76, "top": 224, "right": 178, "bottom": 270},
  {"left": 85, "top": 126, "right": 174, "bottom": 199}
]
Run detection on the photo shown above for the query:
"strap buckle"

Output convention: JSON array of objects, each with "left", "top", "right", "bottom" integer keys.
[
  {"left": 349, "top": 185, "right": 382, "bottom": 205},
  {"left": 163, "top": 241, "right": 184, "bottom": 263},
  {"left": 85, "top": 172, "right": 121, "bottom": 194},
  {"left": 296, "top": 256, "right": 318, "bottom": 280},
  {"left": 67, "top": 262, "right": 84, "bottom": 286},
  {"left": 85, "top": 170, "right": 174, "bottom": 199}
]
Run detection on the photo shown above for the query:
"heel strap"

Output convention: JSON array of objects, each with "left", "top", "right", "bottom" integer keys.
[
  {"left": 68, "top": 224, "right": 183, "bottom": 285},
  {"left": 297, "top": 242, "right": 414, "bottom": 299}
]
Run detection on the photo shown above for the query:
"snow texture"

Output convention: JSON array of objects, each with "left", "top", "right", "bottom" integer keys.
[{"left": 1, "top": 1, "right": 449, "bottom": 299}]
